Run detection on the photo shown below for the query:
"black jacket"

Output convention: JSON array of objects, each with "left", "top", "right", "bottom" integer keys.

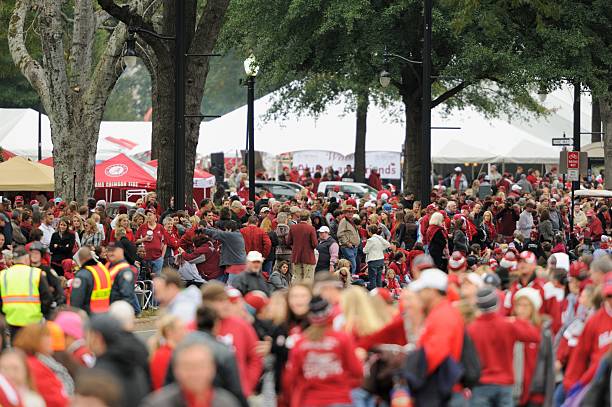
[
  {"left": 95, "top": 331, "right": 150, "bottom": 407},
  {"left": 108, "top": 261, "right": 136, "bottom": 304},
  {"left": 49, "top": 232, "right": 75, "bottom": 264},
  {"left": 140, "top": 383, "right": 240, "bottom": 407},
  {"left": 231, "top": 271, "right": 271, "bottom": 296}
]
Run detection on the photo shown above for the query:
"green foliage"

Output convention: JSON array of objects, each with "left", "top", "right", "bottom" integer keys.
[{"left": 0, "top": 0, "right": 39, "bottom": 107}]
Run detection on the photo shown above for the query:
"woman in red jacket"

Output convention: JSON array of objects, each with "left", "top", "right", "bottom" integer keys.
[
  {"left": 13, "top": 324, "right": 70, "bottom": 407},
  {"left": 283, "top": 296, "right": 363, "bottom": 407}
]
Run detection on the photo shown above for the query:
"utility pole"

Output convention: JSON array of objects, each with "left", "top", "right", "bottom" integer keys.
[
  {"left": 174, "top": 0, "right": 186, "bottom": 210},
  {"left": 421, "top": 0, "right": 433, "bottom": 205}
]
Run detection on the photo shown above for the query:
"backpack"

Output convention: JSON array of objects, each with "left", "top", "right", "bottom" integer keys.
[{"left": 459, "top": 330, "right": 481, "bottom": 388}]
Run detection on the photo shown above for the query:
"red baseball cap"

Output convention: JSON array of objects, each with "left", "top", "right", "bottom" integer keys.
[
  {"left": 569, "top": 261, "right": 588, "bottom": 278},
  {"left": 225, "top": 287, "right": 242, "bottom": 304},
  {"left": 244, "top": 290, "right": 269, "bottom": 313}
]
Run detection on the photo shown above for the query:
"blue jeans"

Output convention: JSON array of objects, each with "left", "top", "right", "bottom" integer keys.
[
  {"left": 143, "top": 257, "right": 164, "bottom": 278},
  {"left": 471, "top": 384, "right": 514, "bottom": 407},
  {"left": 351, "top": 388, "right": 380, "bottom": 407},
  {"left": 341, "top": 246, "right": 357, "bottom": 274},
  {"left": 367, "top": 259, "right": 384, "bottom": 290}
]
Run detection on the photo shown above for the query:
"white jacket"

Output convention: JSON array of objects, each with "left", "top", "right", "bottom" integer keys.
[{"left": 363, "top": 234, "right": 390, "bottom": 262}]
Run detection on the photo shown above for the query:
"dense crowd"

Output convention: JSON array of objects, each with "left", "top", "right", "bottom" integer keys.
[{"left": 0, "top": 163, "right": 610, "bottom": 407}]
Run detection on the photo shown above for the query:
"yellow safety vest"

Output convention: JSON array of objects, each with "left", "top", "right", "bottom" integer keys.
[{"left": 0, "top": 264, "right": 43, "bottom": 326}]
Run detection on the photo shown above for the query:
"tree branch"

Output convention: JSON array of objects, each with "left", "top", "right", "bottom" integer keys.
[
  {"left": 431, "top": 82, "right": 468, "bottom": 108},
  {"left": 97, "top": 0, "right": 171, "bottom": 60},
  {"left": 8, "top": 0, "right": 50, "bottom": 107}
]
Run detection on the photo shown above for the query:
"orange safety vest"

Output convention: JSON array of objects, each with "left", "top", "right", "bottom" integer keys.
[
  {"left": 84, "top": 263, "right": 112, "bottom": 313},
  {"left": 107, "top": 261, "right": 131, "bottom": 280}
]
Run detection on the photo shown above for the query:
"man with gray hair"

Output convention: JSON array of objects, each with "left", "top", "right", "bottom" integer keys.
[{"left": 589, "top": 255, "right": 612, "bottom": 285}]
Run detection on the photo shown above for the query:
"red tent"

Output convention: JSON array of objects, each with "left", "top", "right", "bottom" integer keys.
[
  {"left": 38, "top": 157, "right": 54, "bottom": 167},
  {"left": 96, "top": 153, "right": 156, "bottom": 189},
  {"left": 0, "top": 148, "right": 16, "bottom": 161}
]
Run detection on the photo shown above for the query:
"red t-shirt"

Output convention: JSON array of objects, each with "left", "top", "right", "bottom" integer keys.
[
  {"left": 150, "top": 344, "right": 173, "bottom": 390},
  {"left": 217, "top": 316, "right": 263, "bottom": 397},
  {"left": 135, "top": 223, "right": 168, "bottom": 260}
]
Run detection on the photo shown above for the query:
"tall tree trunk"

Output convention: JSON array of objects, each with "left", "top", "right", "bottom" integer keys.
[
  {"left": 9, "top": 0, "right": 127, "bottom": 203},
  {"left": 354, "top": 91, "right": 368, "bottom": 183},
  {"left": 592, "top": 99, "right": 602, "bottom": 143},
  {"left": 152, "top": 63, "right": 175, "bottom": 210},
  {"left": 402, "top": 94, "right": 423, "bottom": 196},
  {"left": 600, "top": 98, "right": 612, "bottom": 189}
]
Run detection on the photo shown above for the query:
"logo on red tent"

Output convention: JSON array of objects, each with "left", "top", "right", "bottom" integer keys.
[{"left": 105, "top": 164, "right": 128, "bottom": 177}]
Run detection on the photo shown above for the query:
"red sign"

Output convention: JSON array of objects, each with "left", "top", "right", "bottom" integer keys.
[{"left": 567, "top": 151, "right": 579, "bottom": 169}]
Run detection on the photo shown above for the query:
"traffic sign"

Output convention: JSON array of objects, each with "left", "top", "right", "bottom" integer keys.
[
  {"left": 552, "top": 138, "right": 572, "bottom": 146},
  {"left": 567, "top": 151, "right": 579, "bottom": 169},
  {"left": 567, "top": 169, "right": 579, "bottom": 182}
]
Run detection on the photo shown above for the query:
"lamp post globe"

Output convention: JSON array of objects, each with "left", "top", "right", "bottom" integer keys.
[
  {"left": 123, "top": 34, "right": 138, "bottom": 69},
  {"left": 379, "top": 70, "right": 391, "bottom": 88},
  {"left": 244, "top": 53, "right": 260, "bottom": 77}
]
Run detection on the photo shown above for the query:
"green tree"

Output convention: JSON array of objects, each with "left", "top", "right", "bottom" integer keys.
[
  {"left": 0, "top": 0, "right": 38, "bottom": 107},
  {"left": 222, "top": 0, "right": 558, "bottom": 197}
]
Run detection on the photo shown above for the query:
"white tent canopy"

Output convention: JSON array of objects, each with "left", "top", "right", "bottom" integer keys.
[{"left": 0, "top": 86, "right": 592, "bottom": 165}]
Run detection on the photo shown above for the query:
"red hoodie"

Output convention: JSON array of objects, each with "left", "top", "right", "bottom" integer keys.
[
  {"left": 27, "top": 355, "right": 69, "bottom": 407},
  {"left": 419, "top": 299, "right": 464, "bottom": 374},
  {"left": 468, "top": 313, "right": 541, "bottom": 385},
  {"left": 563, "top": 305, "right": 612, "bottom": 390},
  {"left": 150, "top": 344, "right": 173, "bottom": 390},
  {"left": 283, "top": 328, "right": 363, "bottom": 407},
  {"left": 217, "top": 316, "right": 263, "bottom": 397}
]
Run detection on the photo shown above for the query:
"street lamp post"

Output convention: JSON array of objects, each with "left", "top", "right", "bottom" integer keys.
[{"left": 244, "top": 54, "right": 259, "bottom": 203}]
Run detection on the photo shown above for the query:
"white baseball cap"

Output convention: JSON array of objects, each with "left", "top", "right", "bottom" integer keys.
[
  {"left": 408, "top": 268, "right": 448, "bottom": 292},
  {"left": 318, "top": 226, "right": 330, "bottom": 233},
  {"left": 246, "top": 251, "right": 264, "bottom": 262}
]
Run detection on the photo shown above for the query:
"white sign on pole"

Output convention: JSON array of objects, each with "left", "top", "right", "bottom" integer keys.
[{"left": 567, "top": 169, "right": 579, "bottom": 182}]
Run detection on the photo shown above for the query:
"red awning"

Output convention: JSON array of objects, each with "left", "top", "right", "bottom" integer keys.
[
  {"left": 147, "top": 159, "right": 215, "bottom": 188},
  {"left": 1, "top": 148, "right": 16, "bottom": 161},
  {"left": 38, "top": 157, "right": 54, "bottom": 167},
  {"left": 95, "top": 153, "right": 156, "bottom": 189}
]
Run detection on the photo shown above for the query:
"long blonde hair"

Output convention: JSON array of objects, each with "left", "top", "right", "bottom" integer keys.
[{"left": 340, "top": 286, "right": 386, "bottom": 337}]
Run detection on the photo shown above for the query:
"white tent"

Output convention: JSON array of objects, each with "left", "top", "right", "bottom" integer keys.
[{"left": 0, "top": 109, "right": 151, "bottom": 160}]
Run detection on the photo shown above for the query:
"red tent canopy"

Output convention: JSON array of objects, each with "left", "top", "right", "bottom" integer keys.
[
  {"left": 39, "top": 157, "right": 54, "bottom": 167},
  {"left": 1, "top": 148, "right": 16, "bottom": 161},
  {"left": 96, "top": 153, "right": 156, "bottom": 189},
  {"left": 146, "top": 159, "right": 214, "bottom": 187}
]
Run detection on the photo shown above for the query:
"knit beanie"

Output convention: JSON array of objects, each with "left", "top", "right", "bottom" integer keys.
[
  {"left": 308, "top": 296, "right": 332, "bottom": 325},
  {"left": 514, "top": 287, "right": 543, "bottom": 311},
  {"left": 476, "top": 286, "right": 499, "bottom": 313}
]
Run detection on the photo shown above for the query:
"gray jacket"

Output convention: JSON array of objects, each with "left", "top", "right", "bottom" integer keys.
[
  {"left": 139, "top": 383, "right": 240, "bottom": 407},
  {"left": 268, "top": 270, "right": 289, "bottom": 290},
  {"left": 204, "top": 228, "right": 246, "bottom": 266}
]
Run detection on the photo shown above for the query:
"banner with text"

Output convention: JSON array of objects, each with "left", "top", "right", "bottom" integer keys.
[{"left": 291, "top": 150, "right": 401, "bottom": 180}]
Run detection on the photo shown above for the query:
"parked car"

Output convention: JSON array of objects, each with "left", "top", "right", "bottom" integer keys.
[
  {"left": 317, "top": 181, "right": 379, "bottom": 198},
  {"left": 255, "top": 181, "right": 304, "bottom": 201}
]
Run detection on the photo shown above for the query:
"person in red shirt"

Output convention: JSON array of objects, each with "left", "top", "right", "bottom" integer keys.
[
  {"left": 563, "top": 271, "right": 612, "bottom": 395},
  {"left": 469, "top": 286, "right": 541, "bottom": 406},
  {"left": 240, "top": 216, "right": 272, "bottom": 257},
  {"left": 149, "top": 315, "right": 187, "bottom": 390},
  {"left": 283, "top": 296, "right": 363, "bottom": 407},
  {"left": 135, "top": 208, "right": 173, "bottom": 276},
  {"left": 584, "top": 210, "right": 604, "bottom": 245},
  {"left": 201, "top": 283, "right": 263, "bottom": 397},
  {"left": 409, "top": 268, "right": 464, "bottom": 374}
]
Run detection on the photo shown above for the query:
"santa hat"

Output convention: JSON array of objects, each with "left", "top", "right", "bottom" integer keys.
[
  {"left": 519, "top": 251, "right": 537, "bottom": 265},
  {"left": 447, "top": 251, "right": 467, "bottom": 272},
  {"left": 500, "top": 251, "right": 518, "bottom": 270},
  {"left": 514, "top": 287, "right": 543, "bottom": 311},
  {"left": 244, "top": 290, "right": 269, "bottom": 313}
]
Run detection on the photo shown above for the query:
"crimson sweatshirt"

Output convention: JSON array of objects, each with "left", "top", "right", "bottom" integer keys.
[
  {"left": 217, "top": 316, "right": 263, "bottom": 397},
  {"left": 283, "top": 328, "right": 363, "bottom": 407},
  {"left": 468, "top": 313, "right": 540, "bottom": 385},
  {"left": 563, "top": 305, "right": 612, "bottom": 390}
]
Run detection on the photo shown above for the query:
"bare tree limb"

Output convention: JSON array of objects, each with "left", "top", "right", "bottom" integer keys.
[
  {"left": 8, "top": 0, "right": 50, "bottom": 107},
  {"left": 431, "top": 82, "right": 468, "bottom": 108}
]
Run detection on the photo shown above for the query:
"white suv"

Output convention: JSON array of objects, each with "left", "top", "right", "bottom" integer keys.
[{"left": 317, "top": 181, "right": 378, "bottom": 199}]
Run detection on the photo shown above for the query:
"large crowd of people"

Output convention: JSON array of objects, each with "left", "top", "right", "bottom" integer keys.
[{"left": 0, "top": 162, "right": 610, "bottom": 407}]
